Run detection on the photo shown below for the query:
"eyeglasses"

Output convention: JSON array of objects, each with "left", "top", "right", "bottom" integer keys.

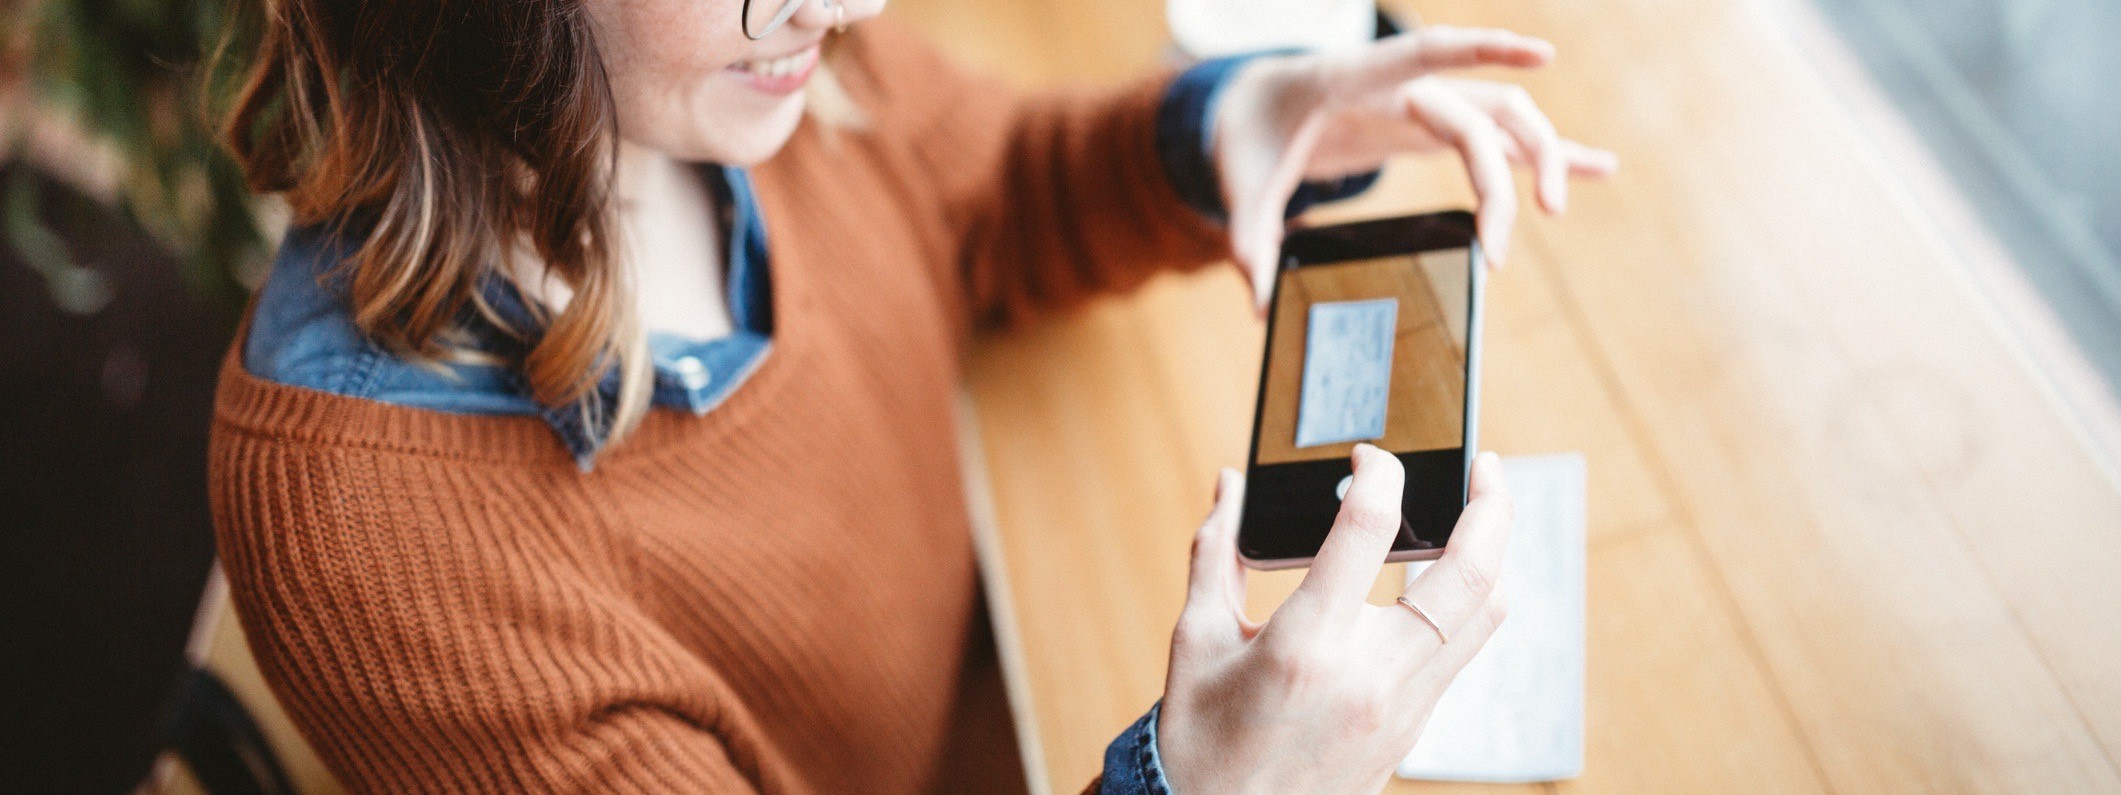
[{"left": 742, "top": 0, "right": 807, "bottom": 40}]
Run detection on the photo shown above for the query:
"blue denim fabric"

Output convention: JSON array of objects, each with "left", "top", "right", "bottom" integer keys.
[
  {"left": 1155, "top": 53, "right": 1384, "bottom": 224},
  {"left": 1100, "top": 703, "right": 1172, "bottom": 795}
]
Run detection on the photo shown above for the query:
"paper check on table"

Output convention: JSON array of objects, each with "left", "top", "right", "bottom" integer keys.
[
  {"left": 1296, "top": 298, "right": 1399, "bottom": 448},
  {"left": 1399, "top": 454, "right": 1587, "bottom": 783}
]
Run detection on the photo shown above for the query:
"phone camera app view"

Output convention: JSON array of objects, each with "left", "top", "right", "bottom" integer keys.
[
  {"left": 1257, "top": 250, "right": 1471, "bottom": 467},
  {"left": 1239, "top": 211, "right": 1482, "bottom": 568}
]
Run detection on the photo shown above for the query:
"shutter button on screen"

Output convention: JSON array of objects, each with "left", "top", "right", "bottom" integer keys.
[{"left": 1335, "top": 474, "right": 1353, "bottom": 500}]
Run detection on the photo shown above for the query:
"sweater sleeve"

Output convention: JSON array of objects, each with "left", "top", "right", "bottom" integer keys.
[
  {"left": 839, "top": 19, "right": 1235, "bottom": 331},
  {"left": 211, "top": 443, "right": 761, "bottom": 793}
]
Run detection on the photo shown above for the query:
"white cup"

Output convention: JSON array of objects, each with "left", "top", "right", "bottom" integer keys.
[{"left": 1168, "top": 0, "right": 1378, "bottom": 59}]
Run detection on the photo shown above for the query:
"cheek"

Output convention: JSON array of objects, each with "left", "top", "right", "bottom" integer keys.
[
  {"left": 604, "top": 6, "right": 738, "bottom": 97},
  {"left": 607, "top": 71, "right": 804, "bottom": 163},
  {"left": 594, "top": 0, "right": 741, "bottom": 76},
  {"left": 596, "top": 2, "right": 801, "bottom": 161}
]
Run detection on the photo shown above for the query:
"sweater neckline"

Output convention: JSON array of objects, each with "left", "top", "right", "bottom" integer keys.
[{"left": 214, "top": 168, "right": 808, "bottom": 471}]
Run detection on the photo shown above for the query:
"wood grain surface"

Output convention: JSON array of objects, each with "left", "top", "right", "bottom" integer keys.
[{"left": 891, "top": 0, "right": 2121, "bottom": 792}]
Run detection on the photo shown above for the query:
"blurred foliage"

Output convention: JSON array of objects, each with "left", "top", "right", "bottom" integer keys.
[{"left": 4, "top": 0, "right": 264, "bottom": 308}]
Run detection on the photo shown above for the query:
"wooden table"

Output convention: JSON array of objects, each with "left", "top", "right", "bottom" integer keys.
[{"left": 891, "top": 0, "right": 2121, "bottom": 791}]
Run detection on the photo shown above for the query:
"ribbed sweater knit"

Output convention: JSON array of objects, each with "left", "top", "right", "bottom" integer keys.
[{"left": 209, "top": 20, "right": 1228, "bottom": 794}]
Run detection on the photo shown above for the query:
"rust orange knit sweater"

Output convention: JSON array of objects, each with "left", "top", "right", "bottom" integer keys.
[{"left": 209, "top": 20, "right": 1227, "bottom": 794}]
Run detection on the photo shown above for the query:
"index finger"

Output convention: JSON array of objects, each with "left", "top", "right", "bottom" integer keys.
[
  {"left": 1296, "top": 444, "right": 1408, "bottom": 608},
  {"left": 1399, "top": 452, "right": 1514, "bottom": 639},
  {"left": 1403, "top": 82, "right": 1518, "bottom": 267},
  {"left": 1230, "top": 114, "right": 1331, "bottom": 316},
  {"left": 1331, "top": 26, "right": 1555, "bottom": 101}
]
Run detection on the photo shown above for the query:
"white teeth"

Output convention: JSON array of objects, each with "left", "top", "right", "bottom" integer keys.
[{"left": 741, "top": 53, "right": 807, "bottom": 78}]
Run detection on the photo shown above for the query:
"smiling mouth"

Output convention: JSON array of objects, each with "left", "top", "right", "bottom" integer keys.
[{"left": 731, "top": 46, "right": 820, "bottom": 79}]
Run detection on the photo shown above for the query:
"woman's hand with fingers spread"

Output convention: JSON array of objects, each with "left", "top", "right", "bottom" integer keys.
[
  {"left": 1157, "top": 446, "right": 1515, "bottom": 793},
  {"left": 1210, "top": 26, "right": 1620, "bottom": 310}
]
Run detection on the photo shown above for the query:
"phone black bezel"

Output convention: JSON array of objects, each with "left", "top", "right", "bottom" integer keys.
[{"left": 1237, "top": 210, "right": 1482, "bottom": 568}]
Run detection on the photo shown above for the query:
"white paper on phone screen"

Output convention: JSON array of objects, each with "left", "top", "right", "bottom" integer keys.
[{"left": 1296, "top": 298, "right": 1398, "bottom": 448}]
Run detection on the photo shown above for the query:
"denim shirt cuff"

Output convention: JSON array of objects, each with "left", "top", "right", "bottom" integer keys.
[
  {"left": 1155, "top": 53, "right": 1384, "bottom": 225},
  {"left": 1099, "top": 702, "right": 1173, "bottom": 795}
]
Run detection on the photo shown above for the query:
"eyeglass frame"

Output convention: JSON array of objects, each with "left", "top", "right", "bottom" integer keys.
[{"left": 742, "top": 0, "right": 809, "bottom": 40}]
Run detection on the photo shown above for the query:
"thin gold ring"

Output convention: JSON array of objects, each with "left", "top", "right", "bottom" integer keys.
[{"left": 1395, "top": 595, "right": 1448, "bottom": 644}]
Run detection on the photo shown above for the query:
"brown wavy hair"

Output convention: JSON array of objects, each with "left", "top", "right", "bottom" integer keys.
[{"left": 219, "top": 0, "right": 654, "bottom": 441}]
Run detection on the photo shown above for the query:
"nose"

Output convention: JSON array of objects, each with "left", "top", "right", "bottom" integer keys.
[
  {"left": 788, "top": 0, "right": 882, "bottom": 30},
  {"left": 785, "top": 0, "right": 833, "bottom": 30}
]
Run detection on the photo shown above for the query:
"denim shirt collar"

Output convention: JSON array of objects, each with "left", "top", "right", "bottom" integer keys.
[{"left": 507, "top": 165, "right": 775, "bottom": 468}]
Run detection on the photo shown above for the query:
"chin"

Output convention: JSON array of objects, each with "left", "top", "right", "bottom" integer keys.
[{"left": 703, "top": 94, "right": 810, "bottom": 166}]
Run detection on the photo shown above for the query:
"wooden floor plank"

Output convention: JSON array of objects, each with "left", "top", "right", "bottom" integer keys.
[
  {"left": 1434, "top": 0, "right": 2121, "bottom": 789},
  {"left": 1562, "top": 525, "right": 1825, "bottom": 794},
  {"left": 1763, "top": 0, "right": 2121, "bottom": 764}
]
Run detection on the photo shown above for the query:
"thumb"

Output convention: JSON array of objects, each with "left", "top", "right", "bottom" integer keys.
[
  {"left": 1180, "top": 469, "right": 1249, "bottom": 638},
  {"left": 1231, "top": 217, "right": 1281, "bottom": 317},
  {"left": 1228, "top": 113, "right": 1330, "bottom": 316}
]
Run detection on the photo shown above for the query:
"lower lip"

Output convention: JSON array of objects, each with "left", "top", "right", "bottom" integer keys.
[{"left": 732, "top": 46, "right": 821, "bottom": 96}]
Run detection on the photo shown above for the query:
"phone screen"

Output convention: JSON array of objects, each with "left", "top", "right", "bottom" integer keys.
[{"left": 1239, "top": 215, "right": 1478, "bottom": 567}]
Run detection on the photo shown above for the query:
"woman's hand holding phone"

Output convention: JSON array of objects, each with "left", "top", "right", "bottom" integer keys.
[
  {"left": 1210, "top": 25, "right": 1620, "bottom": 311},
  {"left": 1157, "top": 445, "right": 1514, "bottom": 793}
]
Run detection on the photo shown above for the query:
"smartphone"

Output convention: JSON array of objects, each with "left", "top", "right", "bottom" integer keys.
[{"left": 1238, "top": 210, "right": 1484, "bottom": 570}]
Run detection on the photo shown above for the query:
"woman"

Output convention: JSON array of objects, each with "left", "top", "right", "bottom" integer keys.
[{"left": 210, "top": 0, "right": 1615, "bottom": 790}]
